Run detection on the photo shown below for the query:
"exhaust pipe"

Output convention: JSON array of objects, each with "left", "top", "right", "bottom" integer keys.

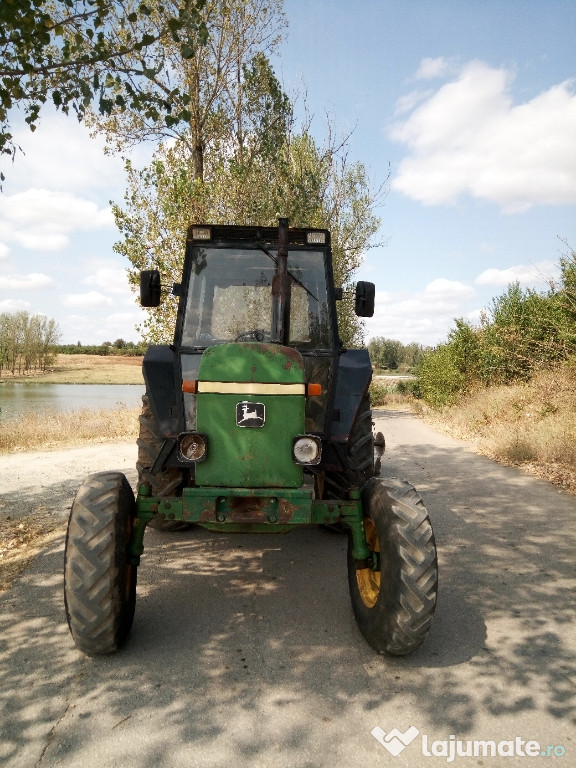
[{"left": 271, "top": 217, "right": 292, "bottom": 344}]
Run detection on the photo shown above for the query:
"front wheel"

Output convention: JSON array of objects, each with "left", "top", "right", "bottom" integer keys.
[
  {"left": 64, "top": 472, "right": 137, "bottom": 655},
  {"left": 348, "top": 477, "right": 438, "bottom": 655}
]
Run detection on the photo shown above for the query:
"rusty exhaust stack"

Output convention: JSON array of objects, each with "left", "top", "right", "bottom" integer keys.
[{"left": 271, "top": 217, "right": 291, "bottom": 344}]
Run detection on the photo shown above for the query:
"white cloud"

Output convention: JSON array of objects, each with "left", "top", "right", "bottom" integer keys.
[
  {"left": 59, "top": 314, "right": 104, "bottom": 343},
  {"left": 424, "top": 278, "right": 475, "bottom": 299},
  {"left": 475, "top": 260, "right": 559, "bottom": 287},
  {"left": 390, "top": 61, "right": 576, "bottom": 211},
  {"left": 365, "top": 278, "right": 477, "bottom": 345},
  {"left": 105, "top": 311, "right": 143, "bottom": 325},
  {"left": 0, "top": 188, "right": 114, "bottom": 251},
  {"left": 102, "top": 311, "right": 146, "bottom": 336},
  {"left": 62, "top": 291, "right": 112, "bottom": 308},
  {"left": 1, "top": 272, "right": 55, "bottom": 290},
  {"left": 0, "top": 242, "right": 10, "bottom": 260},
  {"left": 414, "top": 57, "right": 451, "bottom": 80},
  {"left": 393, "top": 89, "right": 433, "bottom": 117},
  {"left": 6, "top": 109, "right": 157, "bottom": 198},
  {"left": 0, "top": 299, "right": 31, "bottom": 312},
  {"left": 9, "top": 112, "right": 125, "bottom": 194},
  {"left": 59, "top": 310, "right": 144, "bottom": 344},
  {"left": 84, "top": 266, "right": 132, "bottom": 296}
]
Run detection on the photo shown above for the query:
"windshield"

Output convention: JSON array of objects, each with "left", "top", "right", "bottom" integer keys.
[{"left": 181, "top": 246, "right": 333, "bottom": 349}]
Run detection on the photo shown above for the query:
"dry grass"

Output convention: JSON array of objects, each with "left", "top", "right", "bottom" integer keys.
[
  {"left": 0, "top": 406, "right": 140, "bottom": 454},
  {"left": 3, "top": 354, "right": 144, "bottom": 384},
  {"left": 0, "top": 404, "right": 141, "bottom": 589},
  {"left": 421, "top": 364, "right": 576, "bottom": 493}
]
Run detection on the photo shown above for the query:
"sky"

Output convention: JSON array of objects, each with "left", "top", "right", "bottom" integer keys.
[{"left": 0, "top": 0, "right": 575, "bottom": 346}]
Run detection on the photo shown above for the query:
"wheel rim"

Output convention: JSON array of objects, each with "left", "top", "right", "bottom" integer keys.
[{"left": 356, "top": 517, "right": 381, "bottom": 608}]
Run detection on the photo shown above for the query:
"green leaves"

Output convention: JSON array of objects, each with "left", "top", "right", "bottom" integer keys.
[
  {"left": 136, "top": 33, "right": 156, "bottom": 49},
  {"left": 0, "top": 0, "right": 207, "bottom": 171},
  {"left": 418, "top": 252, "right": 576, "bottom": 407},
  {"left": 180, "top": 42, "right": 195, "bottom": 59},
  {"left": 0, "top": 310, "right": 61, "bottom": 376}
]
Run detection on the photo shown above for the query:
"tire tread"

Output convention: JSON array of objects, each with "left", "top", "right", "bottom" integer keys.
[
  {"left": 64, "top": 471, "right": 136, "bottom": 655},
  {"left": 348, "top": 477, "right": 438, "bottom": 655}
]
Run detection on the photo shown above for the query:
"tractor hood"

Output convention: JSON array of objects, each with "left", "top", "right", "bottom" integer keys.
[{"left": 193, "top": 343, "right": 307, "bottom": 488}]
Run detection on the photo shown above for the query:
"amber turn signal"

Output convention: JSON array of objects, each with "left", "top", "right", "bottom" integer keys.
[
  {"left": 182, "top": 380, "right": 197, "bottom": 393},
  {"left": 306, "top": 383, "right": 322, "bottom": 396}
]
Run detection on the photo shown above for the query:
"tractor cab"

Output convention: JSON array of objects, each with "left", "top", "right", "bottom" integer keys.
[{"left": 174, "top": 222, "right": 340, "bottom": 443}]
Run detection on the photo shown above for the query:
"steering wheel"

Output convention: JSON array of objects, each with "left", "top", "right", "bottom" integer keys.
[{"left": 235, "top": 329, "right": 271, "bottom": 342}]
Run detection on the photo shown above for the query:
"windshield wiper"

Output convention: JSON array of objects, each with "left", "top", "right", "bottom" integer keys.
[{"left": 256, "top": 244, "right": 319, "bottom": 302}]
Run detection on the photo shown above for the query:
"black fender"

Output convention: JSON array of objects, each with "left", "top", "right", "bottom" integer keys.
[
  {"left": 141, "top": 345, "right": 182, "bottom": 437},
  {"left": 330, "top": 348, "right": 372, "bottom": 442}
]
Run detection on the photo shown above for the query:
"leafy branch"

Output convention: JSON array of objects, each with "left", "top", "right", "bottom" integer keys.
[{"left": 0, "top": 0, "right": 208, "bottom": 175}]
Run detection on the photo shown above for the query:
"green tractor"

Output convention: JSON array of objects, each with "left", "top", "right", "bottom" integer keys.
[{"left": 64, "top": 220, "right": 438, "bottom": 657}]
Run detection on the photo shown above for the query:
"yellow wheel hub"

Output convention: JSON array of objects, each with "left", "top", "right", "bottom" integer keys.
[{"left": 356, "top": 517, "right": 380, "bottom": 608}]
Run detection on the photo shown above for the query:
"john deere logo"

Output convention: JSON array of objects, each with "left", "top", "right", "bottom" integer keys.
[{"left": 236, "top": 402, "right": 265, "bottom": 428}]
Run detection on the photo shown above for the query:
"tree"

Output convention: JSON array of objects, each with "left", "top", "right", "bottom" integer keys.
[
  {"left": 404, "top": 341, "right": 425, "bottom": 368},
  {"left": 418, "top": 342, "right": 469, "bottom": 408},
  {"left": 368, "top": 337, "right": 425, "bottom": 370},
  {"left": 90, "top": 0, "right": 287, "bottom": 182},
  {"left": 97, "top": 0, "right": 382, "bottom": 344},
  {"left": 555, "top": 245, "right": 576, "bottom": 355},
  {"left": 0, "top": 311, "right": 60, "bottom": 376},
  {"left": 0, "top": 0, "right": 207, "bottom": 173},
  {"left": 416, "top": 249, "right": 576, "bottom": 407},
  {"left": 113, "top": 118, "right": 382, "bottom": 344},
  {"left": 480, "top": 282, "right": 571, "bottom": 382}
]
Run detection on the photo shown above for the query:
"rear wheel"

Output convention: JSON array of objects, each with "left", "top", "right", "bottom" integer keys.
[
  {"left": 347, "top": 394, "right": 375, "bottom": 485},
  {"left": 348, "top": 477, "right": 438, "bottom": 655},
  {"left": 137, "top": 394, "right": 190, "bottom": 531},
  {"left": 324, "top": 393, "right": 375, "bottom": 500},
  {"left": 64, "top": 472, "right": 137, "bottom": 656}
]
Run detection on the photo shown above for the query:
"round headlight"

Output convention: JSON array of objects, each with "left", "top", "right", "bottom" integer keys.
[
  {"left": 179, "top": 433, "right": 207, "bottom": 462},
  {"left": 293, "top": 436, "right": 321, "bottom": 465}
]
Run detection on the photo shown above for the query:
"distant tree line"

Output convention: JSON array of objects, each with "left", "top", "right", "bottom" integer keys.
[
  {"left": 368, "top": 337, "right": 427, "bottom": 371},
  {"left": 0, "top": 311, "right": 60, "bottom": 376},
  {"left": 418, "top": 249, "right": 576, "bottom": 407},
  {"left": 57, "top": 340, "right": 147, "bottom": 356}
]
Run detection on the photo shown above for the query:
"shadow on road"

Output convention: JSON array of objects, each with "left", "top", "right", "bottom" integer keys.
[{"left": 0, "top": 413, "right": 574, "bottom": 766}]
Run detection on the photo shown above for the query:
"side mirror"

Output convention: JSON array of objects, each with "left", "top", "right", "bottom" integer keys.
[
  {"left": 140, "top": 270, "right": 162, "bottom": 307},
  {"left": 355, "top": 281, "right": 375, "bottom": 317}
]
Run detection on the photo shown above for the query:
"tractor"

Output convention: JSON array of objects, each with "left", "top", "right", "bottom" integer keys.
[{"left": 64, "top": 219, "right": 438, "bottom": 656}]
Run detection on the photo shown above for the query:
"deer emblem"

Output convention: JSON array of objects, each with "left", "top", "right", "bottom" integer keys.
[{"left": 236, "top": 401, "right": 265, "bottom": 427}]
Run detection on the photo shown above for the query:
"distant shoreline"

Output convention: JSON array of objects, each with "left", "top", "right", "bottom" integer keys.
[{"left": 0, "top": 354, "right": 144, "bottom": 386}]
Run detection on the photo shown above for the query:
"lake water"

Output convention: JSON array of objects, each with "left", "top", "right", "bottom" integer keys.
[{"left": 0, "top": 383, "right": 145, "bottom": 421}]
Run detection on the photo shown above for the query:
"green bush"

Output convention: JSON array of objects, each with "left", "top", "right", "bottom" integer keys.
[
  {"left": 418, "top": 344, "right": 469, "bottom": 408},
  {"left": 416, "top": 250, "right": 576, "bottom": 408},
  {"left": 396, "top": 378, "right": 421, "bottom": 398},
  {"left": 369, "top": 379, "right": 392, "bottom": 406}
]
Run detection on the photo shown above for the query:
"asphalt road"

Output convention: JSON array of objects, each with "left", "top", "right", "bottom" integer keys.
[{"left": 1, "top": 409, "right": 574, "bottom": 767}]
